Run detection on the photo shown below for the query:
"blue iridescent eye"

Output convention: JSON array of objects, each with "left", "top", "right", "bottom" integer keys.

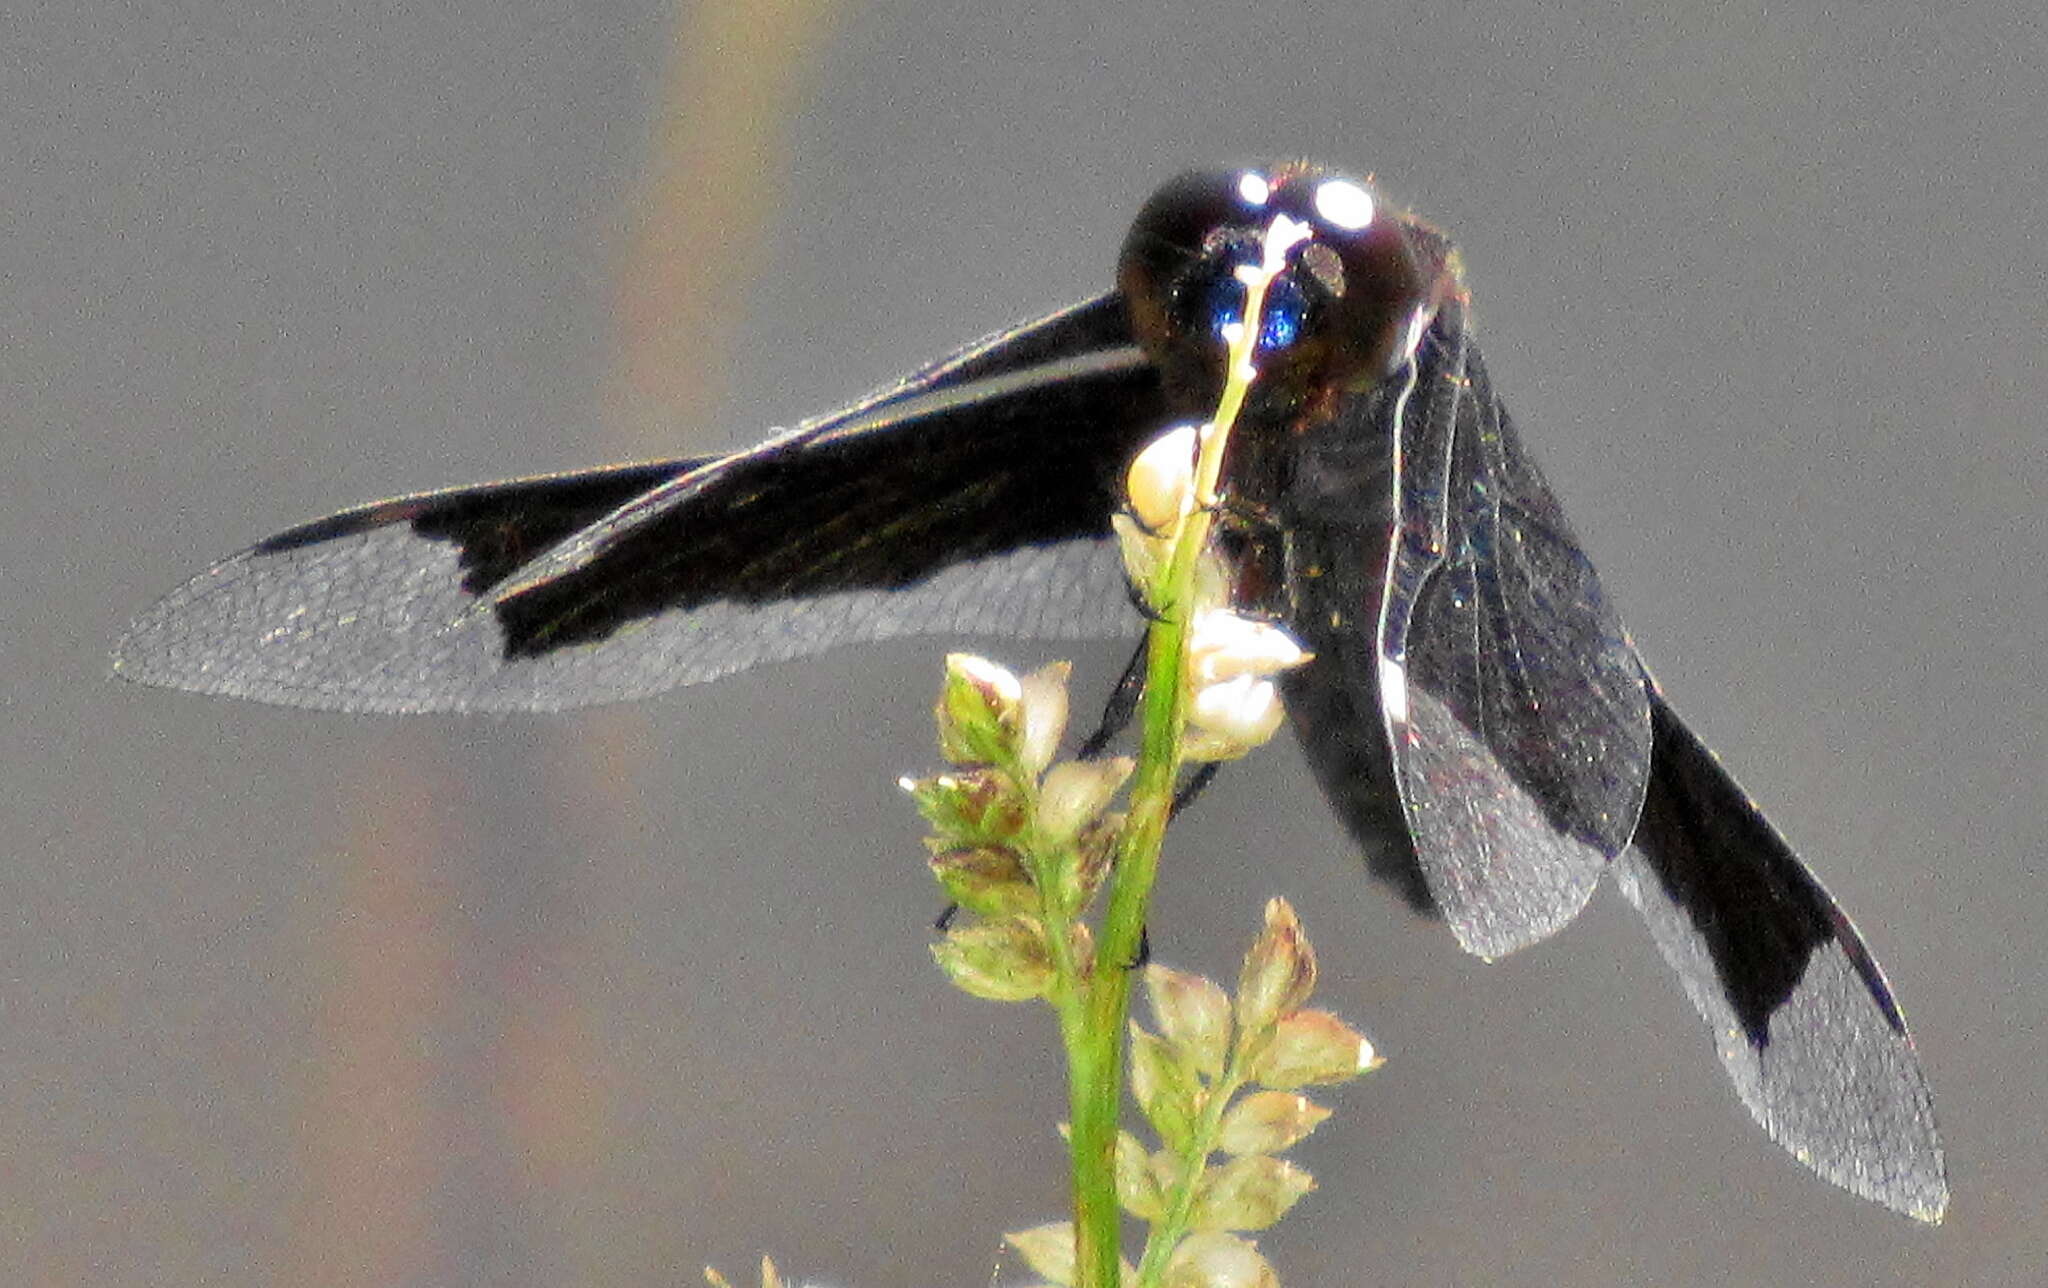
[
  {"left": 1205, "top": 272, "right": 1310, "bottom": 353},
  {"left": 1256, "top": 275, "right": 1308, "bottom": 350}
]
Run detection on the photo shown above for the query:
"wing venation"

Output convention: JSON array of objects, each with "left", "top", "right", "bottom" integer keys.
[{"left": 113, "top": 295, "right": 1164, "bottom": 712}]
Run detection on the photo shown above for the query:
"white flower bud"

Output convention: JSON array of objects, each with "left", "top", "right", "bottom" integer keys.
[
  {"left": 1186, "top": 609, "right": 1311, "bottom": 687},
  {"left": 1125, "top": 422, "right": 1204, "bottom": 533},
  {"left": 1187, "top": 674, "right": 1286, "bottom": 756},
  {"left": 1037, "top": 757, "right": 1133, "bottom": 845},
  {"left": 1015, "top": 661, "right": 1071, "bottom": 777}
]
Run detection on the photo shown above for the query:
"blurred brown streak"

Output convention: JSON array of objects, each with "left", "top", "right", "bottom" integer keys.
[
  {"left": 608, "top": 0, "right": 844, "bottom": 453},
  {"left": 588, "top": 0, "right": 839, "bottom": 1234},
  {"left": 287, "top": 755, "right": 460, "bottom": 1288},
  {"left": 566, "top": 2, "right": 843, "bottom": 1274},
  {"left": 290, "top": 1, "right": 841, "bottom": 1282}
]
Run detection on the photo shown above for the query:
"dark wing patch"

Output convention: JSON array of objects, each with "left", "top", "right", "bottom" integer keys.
[
  {"left": 1376, "top": 321, "right": 1651, "bottom": 959},
  {"left": 487, "top": 345, "right": 1160, "bottom": 657},
  {"left": 113, "top": 295, "right": 1166, "bottom": 713},
  {"left": 254, "top": 461, "right": 697, "bottom": 595},
  {"left": 1612, "top": 690, "right": 1947, "bottom": 1222}
]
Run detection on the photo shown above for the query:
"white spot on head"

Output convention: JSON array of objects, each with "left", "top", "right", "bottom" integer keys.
[
  {"left": 1257, "top": 213, "right": 1314, "bottom": 274},
  {"left": 1314, "top": 179, "right": 1375, "bottom": 230},
  {"left": 1236, "top": 171, "right": 1272, "bottom": 207}
]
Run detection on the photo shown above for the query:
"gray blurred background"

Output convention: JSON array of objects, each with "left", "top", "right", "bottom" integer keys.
[{"left": 9, "top": 1, "right": 2045, "bottom": 1283}]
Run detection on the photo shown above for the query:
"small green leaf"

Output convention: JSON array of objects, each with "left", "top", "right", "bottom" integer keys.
[
  {"left": 1161, "top": 1230, "right": 1278, "bottom": 1288},
  {"left": 927, "top": 845, "right": 1036, "bottom": 918},
  {"left": 1145, "top": 965, "right": 1232, "bottom": 1080},
  {"left": 898, "top": 768, "right": 1025, "bottom": 846},
  {"left": 1129, "top": 1024, "right": 1200, "bottom": 1153},
  {"left": 1215, "top": 1090, "right": 1331, "bottom": 1156},
  {"left": 1005, "top": 1222, "right": 1076, "bottom": 1285},
  {"left": 1188, "top": 1155, "right": 1315, "bottom": 1232},
  {"left": 937, "top": 653, "right": 1023, "bottom": 765},
  {"left": 931, "top": 917, "right": 1052, "bottom": 1002},
  {"left": 1235, "top": 899, "right": 1316, "bottom": 1039},
  {"left": 1246, "top": 1008, "right": 1380, "bottom": 1089},
  {"left": 1115, "top": 1129, "right": 1164, "bottom": 1221}
]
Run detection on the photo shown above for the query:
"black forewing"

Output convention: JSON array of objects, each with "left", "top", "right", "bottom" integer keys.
[
  {"left": 1612, "top": 685, "right": 1947, "bottom": 1221},
  {"left": 1368, "top": 314, "right": 1652, "bottom": 959},
  {"left": 258, "top": 461, "right": 708, "bottom": 595},
  {"left": 112, "top": 293, "right": 1166, "bottom": 712}
]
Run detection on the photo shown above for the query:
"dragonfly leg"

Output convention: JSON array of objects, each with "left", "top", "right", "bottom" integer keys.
[{"left": 1078, "top": 638, "right": 1148, "bottom": 758}]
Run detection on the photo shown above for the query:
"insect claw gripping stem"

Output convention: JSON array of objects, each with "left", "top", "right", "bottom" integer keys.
[{"left": 1078, "top": 638, "right": 1149, "bottom": 759}]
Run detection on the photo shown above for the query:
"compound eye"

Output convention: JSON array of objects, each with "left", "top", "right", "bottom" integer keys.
[
  {"left": 1286, "top": 174, "right": 1432, "bottom": 382},
  {"left": 1119, "top": 169, "right": 1274, "bottom": 274},
  {"left": 1118, "top": 166, "right": 1434, "bottom": 406}
]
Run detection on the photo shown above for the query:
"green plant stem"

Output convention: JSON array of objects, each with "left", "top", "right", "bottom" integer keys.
[
  {"left": 1067, "top": 597, "right": 1195, "bottom": 1288},
  {"left": 1133, "top": 1048, "right": 1250, "bottom": 1279},
  {"left": 1060, "top": 236, "right": 1288, "bottom": 1288},
  {"left": 1065, "top": 387, "right": 1254, "bottom": 1285}
]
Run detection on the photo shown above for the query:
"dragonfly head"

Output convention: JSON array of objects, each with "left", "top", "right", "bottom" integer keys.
[{"left": 1118, "top": 163, "right": 1451, "bottom": 415}]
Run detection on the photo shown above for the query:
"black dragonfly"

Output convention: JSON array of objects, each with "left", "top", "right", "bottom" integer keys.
[{"left": 113, "top": 162, "right": 1945, "bottom": 1222}]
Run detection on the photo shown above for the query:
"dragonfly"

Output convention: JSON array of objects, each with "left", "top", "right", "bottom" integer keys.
[{"left": 113, "top": 162, "right": 1946, "bottom": 1222}]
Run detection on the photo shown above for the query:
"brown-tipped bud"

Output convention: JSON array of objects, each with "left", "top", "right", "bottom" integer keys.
[
  {"left": 937, "top": 653, "right": 1023, "bottom": 765},
  {"left": 1065, "top": 919, "right": 1096, "bottom": 979},
  {"left": 1145, "top": 965, "right": 1232, "bottom": 1080},
  {"left": 1125, "top": 422, "right": 1203, "bottom": 533},
  {"left": 1188, "top": 1156, "right": 1315, "bottom": 1233},
  {"left": 1068, "top": 814, "right": 1122, "bottom": 905},
  {"left": 931, "top": 916, "right": 1052, "bottom": 1002},
  {"left": 927, "top": 845, "right": 1036, "bottom": 918},
  {"left": 1038, "top": 757, "right": 1133, "bottom": 848},
  {"left": 1003, "top": 1221, "right": 1076, "bottom": 1284},
  {"left": 1215, "top": 1090, "right": 1331, "bottom": 1156},
  {"left": 1016, "top": 662, "right": 1072, "bottom": 777},
  {"left": 1129, "top": 1024, "right": 1201, "bottom": 1154},
  {"left": 1246, "top": 1009, "right": 1381, "bottom": 1090},
  {"left": 1162, "top": 1231, "right": 1278, "bottom": 1288},
  {"left": 1234, "top": 899, "right": 1317, "bottom": 1038},
  {"left": 1115, "top": 1129, "right": 1166, "bottom": 1221},
  {"left": 898, "top": 768, "right": 1026, "bottom": 846}
]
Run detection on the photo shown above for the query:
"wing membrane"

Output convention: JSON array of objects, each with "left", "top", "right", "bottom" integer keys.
[
  {"left": 1375, "top": 320, "right": 1652, "bottom": 958},
  {"left": 113, "top": 294, "right": 1165, "bottom": 712},
  {"left": 1612, "top": 687, "right": 1947, "bottom": 1221}
]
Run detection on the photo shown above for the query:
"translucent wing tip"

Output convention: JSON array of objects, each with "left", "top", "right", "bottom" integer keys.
[{"left": 1613, "top": 844, "right": 1949, "bottom": 1224}]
